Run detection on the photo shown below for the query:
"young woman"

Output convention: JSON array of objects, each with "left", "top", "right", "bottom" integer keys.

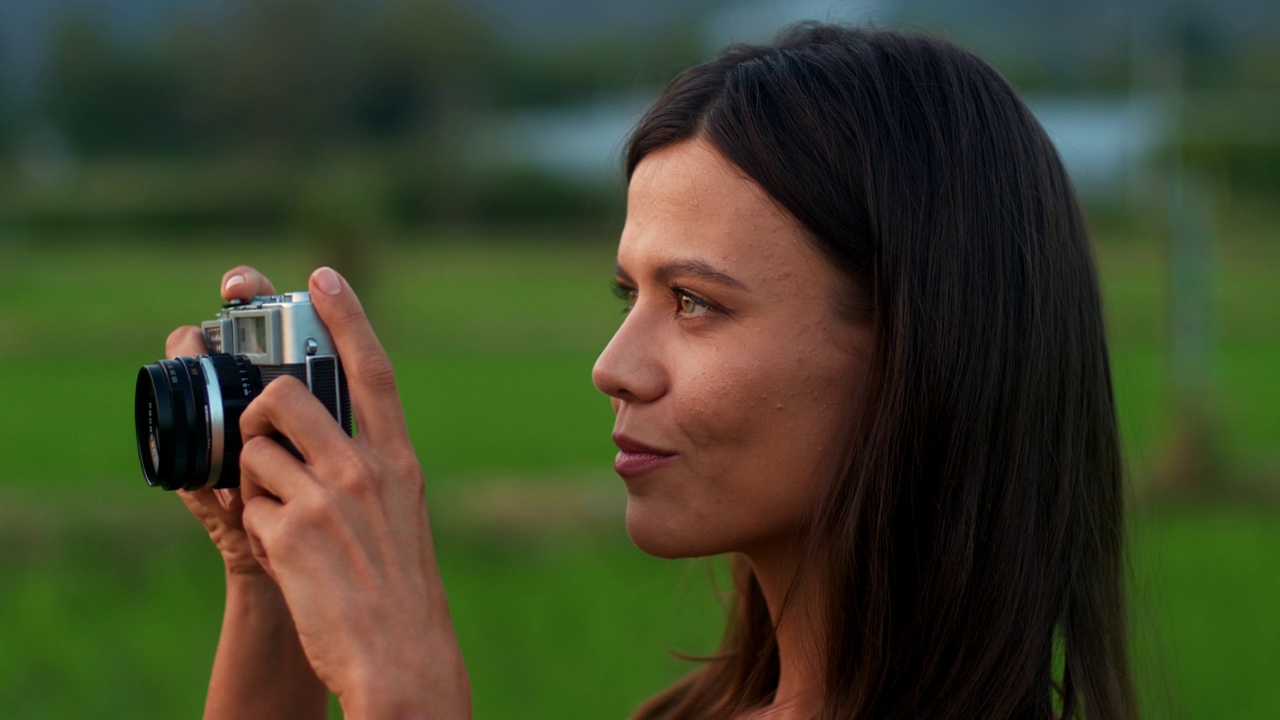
[{"left": 168, "top": 23, "right": 1134, "bottom": 720}]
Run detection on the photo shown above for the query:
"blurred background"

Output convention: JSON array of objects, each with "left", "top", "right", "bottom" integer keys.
[{"left": 0, "top": 0, "right": 1276, "bottom": 717}]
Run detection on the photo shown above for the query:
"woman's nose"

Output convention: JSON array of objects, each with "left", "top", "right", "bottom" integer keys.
[{"left": 591, "top": 313, "right": 667, "bottom": 405}]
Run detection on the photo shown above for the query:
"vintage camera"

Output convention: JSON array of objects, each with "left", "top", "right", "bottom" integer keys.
[{"left": 134, "top": 292, "right": 352, "bottom": 491}]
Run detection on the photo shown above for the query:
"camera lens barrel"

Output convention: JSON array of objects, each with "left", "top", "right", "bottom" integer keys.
[{"left": 134, "top": 354, "right": 262, "bottom": 491}]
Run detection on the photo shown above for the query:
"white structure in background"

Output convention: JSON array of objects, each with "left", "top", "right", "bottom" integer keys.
[
  {"left": 485, "top": 97, "right": 655, "bottom": 183},
  {"left": 1028, "top": 94, "right": 1168, "bottom": 203},
  {"left": 485, "top": 0, "right": 1167, "bottom": 202},
  {"left": 486, "top": 93, "right": 1165, "bottom": 207}
]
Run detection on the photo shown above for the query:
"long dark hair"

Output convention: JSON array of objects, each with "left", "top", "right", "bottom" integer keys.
[{"left": 626, "top": 24, "right": 1133, "bottom": 720}]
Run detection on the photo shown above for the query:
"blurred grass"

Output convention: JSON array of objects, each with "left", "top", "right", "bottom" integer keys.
[{"left": 0, "top": 228, "right": 1277, "bottom": 717}]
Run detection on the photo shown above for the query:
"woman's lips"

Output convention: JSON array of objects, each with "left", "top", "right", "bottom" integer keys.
[{"left": 612, "top": 434, "right": 675, "bottom": 478}]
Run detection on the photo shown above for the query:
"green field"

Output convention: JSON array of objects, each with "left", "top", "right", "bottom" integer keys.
[{"left": 0, "top": 230, "right": 1277, "bottom": 718}]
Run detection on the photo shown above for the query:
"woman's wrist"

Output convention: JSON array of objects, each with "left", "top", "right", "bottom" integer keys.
[
  {"left": 223, "top": 568, "right": 283, "bottom": 604},
  {"left": 339, "top": 678, "right": 470, "bottom": 720},
  {"left": 219, "top": 570, "right": 304, "bottom": 662},
  {"left": 338, "top": 635, "right": 471, "bottom": 720},
  {"left": 205, "top": 563, "right": 327, "bottom": 719}
]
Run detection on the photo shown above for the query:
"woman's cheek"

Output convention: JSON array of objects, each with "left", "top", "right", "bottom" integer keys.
[{"left": 676, "top": 358, "right": 777, "bottom": 451}]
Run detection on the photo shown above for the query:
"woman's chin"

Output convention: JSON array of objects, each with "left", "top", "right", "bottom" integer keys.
[{"left": 624, "top": 503, "right": 718, "bottom": 559}]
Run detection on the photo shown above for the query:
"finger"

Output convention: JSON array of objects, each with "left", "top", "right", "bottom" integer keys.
[
  {"left": 178, "top": 488, "right": 219, "bottom": 521},
  {"left": 307, "top": 266, "right": 409, "bottom": 445},
  {"left": 214, "top": 488, "right": 240, "bottom": 512},
  {"left": 239, "top": 375, "right": 353, "bottom": 466},
  {"left": 238, "top": 448, "right": 303, "bottom": 582},
  {"left": 179, "top": 488, "right": 239, "bottom": 529},
  {"left": 238, "top": 497, "right": 280, "bottom": 583},
  {"left": 239, "top": 433, "right": 314, "bottom": 504},
  {"left": 221, "top": 265, "right": 278, "bottom": 303},
  {"left": 165, "top": 326, "right": 207, "bottom": 360}
]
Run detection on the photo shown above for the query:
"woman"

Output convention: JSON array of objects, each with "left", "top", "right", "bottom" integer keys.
[{"left": 168, "top": 24, "right": 1134, "bottom": 720}]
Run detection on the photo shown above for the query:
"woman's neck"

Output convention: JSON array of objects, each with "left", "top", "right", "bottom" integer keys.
[{"left": 741, "top": 544, "right": 824, "bottom": 720}]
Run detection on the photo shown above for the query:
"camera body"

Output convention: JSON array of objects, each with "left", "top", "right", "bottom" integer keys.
[{"left": 135, "top": 291, "right": 352, "bottom": 491}]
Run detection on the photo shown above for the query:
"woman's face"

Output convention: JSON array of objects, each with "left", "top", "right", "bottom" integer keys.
[{"left": 592, "top": 138, "right": 873, "bottom": 561}]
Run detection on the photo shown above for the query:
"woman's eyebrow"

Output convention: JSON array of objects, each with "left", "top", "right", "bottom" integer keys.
[{"left": 614, "top": 260, "right": 748, "bottom": 290}]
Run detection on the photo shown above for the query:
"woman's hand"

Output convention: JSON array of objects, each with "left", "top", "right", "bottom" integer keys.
[
  {"left": 236, "top": 267, "right": 470, "bottom": 719},
  {"left": 168, "top": 266, "right": 278, "bottom": 576},
  {"left": 169, "top": 266, "right": 328, "bottom": 720}
]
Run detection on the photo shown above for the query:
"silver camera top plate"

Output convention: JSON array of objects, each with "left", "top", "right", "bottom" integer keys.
[{"left": 201, "top": 291, "right": 338, "bottom": 364}]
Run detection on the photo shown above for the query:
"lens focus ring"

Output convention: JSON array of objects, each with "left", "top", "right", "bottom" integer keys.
[
  {"left": 204, "top": 354, "right": 262, "bottom": 489},
  {"left": 134, "top": 354, "right": 262, "bottom": 491}
]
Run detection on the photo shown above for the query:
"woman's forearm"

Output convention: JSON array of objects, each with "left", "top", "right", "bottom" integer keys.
[{"left": 202, "top": 572, "right": 327, "bottom": 720}]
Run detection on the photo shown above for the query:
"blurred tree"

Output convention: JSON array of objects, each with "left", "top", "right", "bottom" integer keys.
[
  {"left": 485, "top": 23, "right": 703, "bottom": 108},
  {"left": 290, "top": 151, "right": 391, "bottom": 305},
  {"left": 32, "top": 0, "right": 706, "bottom": 156},
  {"left": 1235, "top": 41, "right": 1280, "bottom": 88},
  {"left": 40, "top": 12, "right": 190, "bottom": 154},
  {"left": 200, "top": 0, "right": 361, "bottom": 152},
  {"left": 1173, "top": 7, "right": 1230, "bottom": 89},
  {"left": 354, "top": 0, "right": 499, "bottom": 138},
  {"left": 11, "top": 0, "right": 714, "bottom": 229},
  {"left": 151, "top": 18, "right": 239, "bottom": 152},
  {"left": 0, "top": 75, "right": 11, "bottom": 163}
]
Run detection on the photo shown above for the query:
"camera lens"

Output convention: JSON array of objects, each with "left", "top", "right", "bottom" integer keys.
[{"left": 134, "top": 354, "right": 262, "bottom": 491}]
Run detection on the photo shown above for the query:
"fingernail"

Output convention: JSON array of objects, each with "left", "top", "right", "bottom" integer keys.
[
  {"left": 224, "top": 274, "right": 245, "bottom": 291},
  {"left": 313, "top": 267, "right": 342, "bottom": 295}
]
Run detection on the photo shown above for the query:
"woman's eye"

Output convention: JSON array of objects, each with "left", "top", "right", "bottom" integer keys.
[{"left": 677, "top": 291, "right": 711, "bottom": 317}]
